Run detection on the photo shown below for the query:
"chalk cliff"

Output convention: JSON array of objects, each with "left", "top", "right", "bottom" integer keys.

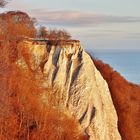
[{"left": 16, "top": 40, "right": 121, "bottom": 140}]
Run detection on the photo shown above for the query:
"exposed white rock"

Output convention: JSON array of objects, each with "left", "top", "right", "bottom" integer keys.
[{"left": 17, "top": 40, "right": 121, "bottom": 140}]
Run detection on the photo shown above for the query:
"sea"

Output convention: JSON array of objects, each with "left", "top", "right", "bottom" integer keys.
[{"left": 87, "top": 49, "right": 140, "bottom": 84}]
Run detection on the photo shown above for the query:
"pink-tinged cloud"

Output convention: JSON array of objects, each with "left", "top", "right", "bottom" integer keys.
[
  {"left": 30, "top": 9, "right": 140, "bottom": 27},
  {"left": 7, "top": 0, "right": 28, "bottom": 10}
]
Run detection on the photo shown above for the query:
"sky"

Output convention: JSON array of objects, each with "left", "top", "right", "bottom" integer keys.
[{"left": 1, "top": 0, "right": 140, "bottom": 50}]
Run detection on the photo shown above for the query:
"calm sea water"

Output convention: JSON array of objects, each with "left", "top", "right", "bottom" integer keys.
[{"left": 87, "top": 50, "right": 140, "bottom": 84}]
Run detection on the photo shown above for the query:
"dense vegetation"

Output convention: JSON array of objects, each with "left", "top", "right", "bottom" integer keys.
[
  {"left": 92, "top": 57, "right": 140, "bottom": 140},
  {"left": 0, "top": 9, "right": 88, "bottom": 140},
  {"left": 0, "top": 42, "right": 88, "bottom": 140},
  {"left": 0, "top": 11, "right": 36, "bottom": 40},
  {"left": 1, "top": 2, "right": 140, "bottom": 139},
  {"left": 0, "top": 11, "right": 71, "bottom": 41}
]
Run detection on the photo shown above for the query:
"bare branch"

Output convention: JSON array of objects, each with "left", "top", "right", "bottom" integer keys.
[{"left": 0, "top": 0, "right": 9, "bottom": 7}]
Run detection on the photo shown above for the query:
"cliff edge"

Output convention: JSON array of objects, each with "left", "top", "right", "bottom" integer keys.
[{"left": 16, "top": 40, "right": 121, "bottom": 140}]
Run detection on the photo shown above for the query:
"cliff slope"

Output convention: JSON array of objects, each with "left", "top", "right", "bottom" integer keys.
[
  {"left": 16, "top": 40, "right": 121, "bottom": 140},
  {"left": 92, "top": 58, "right": 140, "bottom": 140}
]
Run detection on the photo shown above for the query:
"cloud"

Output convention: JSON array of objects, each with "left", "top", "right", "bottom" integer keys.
[
  {"left": 125, "top": 32, "right": 140, "bottom": 39},
  {"left": 6, "top": 0, "right": 30, "bottom": 10},
  {"left": 30, "top": 9, "right": 140, "bottom": 27}
]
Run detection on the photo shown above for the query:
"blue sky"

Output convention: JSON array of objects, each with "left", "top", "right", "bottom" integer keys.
[{"left": 2, "top": 0, "right": 140, "bottom": 50}]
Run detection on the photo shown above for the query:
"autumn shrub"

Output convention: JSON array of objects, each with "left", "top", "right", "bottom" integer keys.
[
  {"left": 0, "top": 11, "right": 36, "bottom": 40},
  {"left": 91, "top": 56, "right": 140, "bottom": 140},
  {"left": 0, "top": 40, "right": 88, "bottom": 140}
]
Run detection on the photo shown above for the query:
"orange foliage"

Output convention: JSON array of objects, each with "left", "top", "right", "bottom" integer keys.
[
  {"left": 92, "top": 57, "right": 140, "bottom": 140},
  {"left": 0, "top": 9, "right": 88, "bottom": 140},
  {"left": 0, "top": 41, "right": 88, "bottom": 140},
  {"left": 0, "top": 11, "right": 36, "bottom": 40}
]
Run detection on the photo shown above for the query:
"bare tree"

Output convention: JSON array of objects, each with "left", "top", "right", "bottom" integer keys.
[
  {"left": 45, "top": 29, "right": 72, "bottom": 46},
  {"left": 38, "top": 26, "right": 48, "bottom": 39},
  {"left": 0, "top": 0, "right": 9, "bottom": 7},
  {"left": 57, "top": 29, "right": 71, "bottom": 40},
  {"left": 47, "top": 29, "right": 71, "bottom": 40}
]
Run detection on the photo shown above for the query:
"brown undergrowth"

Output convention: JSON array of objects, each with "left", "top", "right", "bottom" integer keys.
[
  {"left": 0, "top": 41, "right": 88, "bottom": 140},
  {"left": 92, "top": 57, "right": 140, "bottom": 140}
]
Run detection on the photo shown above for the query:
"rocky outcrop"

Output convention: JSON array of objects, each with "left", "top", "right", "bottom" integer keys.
[{"left": 16, "top": 40, "right": 121, "bottom": 140}]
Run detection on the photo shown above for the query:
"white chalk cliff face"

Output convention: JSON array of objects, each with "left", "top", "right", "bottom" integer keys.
[{"left": 17, "top": 40, "right": 121, "bottom": 140}]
